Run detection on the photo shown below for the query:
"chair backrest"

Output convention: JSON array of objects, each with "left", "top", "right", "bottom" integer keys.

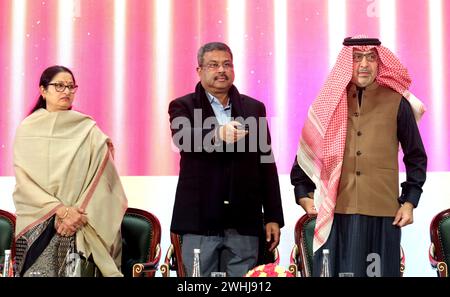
[
  {"left": 121, "top": 207, "right": 161, "bottom": 277},
  {"left": 293, "top": 214, "right": 316, "bottom": 277},
  {"left": 0, "top": 209, "right": 16, "bottom": 262},
  {"left": 429, "top": 208, "right": 450, "bottom": 277}
]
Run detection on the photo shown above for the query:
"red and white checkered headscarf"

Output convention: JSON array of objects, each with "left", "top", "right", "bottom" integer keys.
[{"left": 296, "top": 36, "right": 426, "bottom": 253}]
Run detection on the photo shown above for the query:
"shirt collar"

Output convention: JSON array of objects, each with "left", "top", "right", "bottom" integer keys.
[{"left": 206, "top": 91, "right": 231, "bottom": 108}]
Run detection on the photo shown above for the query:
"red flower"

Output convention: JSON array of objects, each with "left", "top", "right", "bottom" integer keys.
[{"left": 245, "top": 263, "right": 294, "bottom": 277}]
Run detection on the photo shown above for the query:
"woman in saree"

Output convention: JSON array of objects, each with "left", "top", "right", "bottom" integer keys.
[{"left": 13, "top": 65, "right": 128, "bottom": 277}]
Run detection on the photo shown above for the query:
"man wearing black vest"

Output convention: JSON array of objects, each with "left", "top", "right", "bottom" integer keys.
[{"left": 291, "top": 36, "right": 427, "bottom": 277}]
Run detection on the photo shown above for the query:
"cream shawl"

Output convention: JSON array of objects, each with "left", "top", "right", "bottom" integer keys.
[{"left": 13, "top": 109, "right": 128, "bottom": 276}]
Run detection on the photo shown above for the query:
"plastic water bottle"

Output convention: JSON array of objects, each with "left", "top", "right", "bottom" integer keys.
[
  {"left": 192, "top": 249, "right": 201, "bottom": 277},
  {"left": 320, "top": 249, "right": 330, "bottom": 277},
  {"left": 2, "top": 250, "right": 13, "bottom": 277}
]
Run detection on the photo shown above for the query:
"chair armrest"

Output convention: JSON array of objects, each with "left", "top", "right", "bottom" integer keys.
[
  {"left": 160, "top": 244, "right": 174, "bottom": 277},
  {"left": 436, "top": 262, "right": 448, "bottom": 277},
  {"left": 429, "top": 243, "right": 438, "bottom": 268},
  {"left": 400, "top": 246, "right": 405, "bottom": 276},
  {"left": 153, "top": 243, "right": 162, "bottom": 265},
  {"left": 429, "top": 243, "right": 448, "bottom": 277},
  {"left": 288, "top": 244, "right": 299, "bottom": 277},
  {"left": 132, "top": 243, "right": 161, "bottom": 277},
  {"left": 273, "top": 247, "right": 280, "bottom": 265},
  {"left": 290, "top": 244, "right": 298, "bottom": 265}
]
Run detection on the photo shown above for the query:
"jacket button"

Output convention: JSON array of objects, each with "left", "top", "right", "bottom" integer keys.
[
  {"left": 357, "top": 131, "right": 362, "bottom": 136},
  {"left": 356, "top": 171, "right": 361, "bottom": 176},
  {"left": 353, "top": 112, "right": 359, "bottom": 117},
  {"left": 356, "top": 151, "right": 362, "bottom": 156},
  {"left": 352, "top": 94, "right": 356, "bottom": 98}
]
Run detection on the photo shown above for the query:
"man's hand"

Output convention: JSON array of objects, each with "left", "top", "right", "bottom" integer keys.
[
  {"left": 299, "top": 197, "right": 318, "bottom": 217},
  {"left": 265, "top": 222, "right": 280, "bottom": 252},
  {"left": 392, "top": 202, "right": 414, "bottom": 227},
  {"left": 218, "top": 121, "right": 248, "bottom": 143}
]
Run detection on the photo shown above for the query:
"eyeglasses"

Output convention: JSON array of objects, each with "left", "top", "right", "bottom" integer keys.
[
  {"left": 353, "top": 52, "right": 378, "bottom": 63},
  {"left": 201, "top": 62, "right": 234, "bottom": 71},
  {"left": 48, "top": 82, "right": 78, "bottom": 93}
]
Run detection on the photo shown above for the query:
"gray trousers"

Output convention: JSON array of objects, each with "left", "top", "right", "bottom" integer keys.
[{"left": 182, "top": 229, "right": 259, "bottom": 277}]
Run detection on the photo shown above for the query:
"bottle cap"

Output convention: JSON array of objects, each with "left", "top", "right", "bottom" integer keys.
[
  {"left": 4, "top": 250, "right": 11, "bottom": 255},
  {"left": 194, "top": 249, "right": 200, "bottom": 253},
  {"left": 323, "top": 249, "right": 329, "bottom": 254}
]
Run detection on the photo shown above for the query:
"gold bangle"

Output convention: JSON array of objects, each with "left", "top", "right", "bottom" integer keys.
[{"left": 60, "top": 207, "right": 69, "bottom": 220}]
